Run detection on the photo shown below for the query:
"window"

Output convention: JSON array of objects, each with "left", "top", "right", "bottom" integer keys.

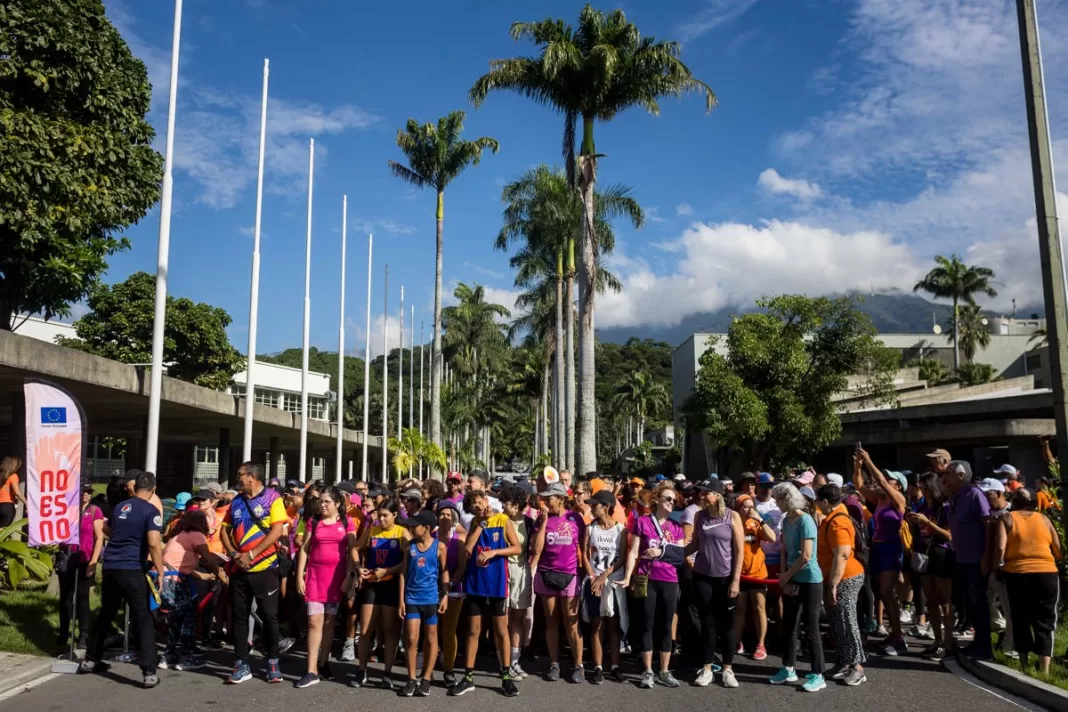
[
  {"left": 309, "top": 397, "right": 327, "bottom": 421},
  {"left": 230, "top": 384, "right": 246, "bottom": 396},
  {"left": 195, "top": 446, "right": 219, "bottom": 464},
  {"left": 255, "top": 388, "right": 279, "bottom": 408},
  {"left": 283, "top": 393, "right": 302, "bottom": 414}
]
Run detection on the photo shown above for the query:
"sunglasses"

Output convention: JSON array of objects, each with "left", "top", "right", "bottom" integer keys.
[{"left": 660, "top": 496, "right": 677, "bottom": 503}]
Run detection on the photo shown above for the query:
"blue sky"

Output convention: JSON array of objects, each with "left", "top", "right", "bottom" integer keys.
[{"left": 98, "top": 0, "right": 1068, "bottom": 354}]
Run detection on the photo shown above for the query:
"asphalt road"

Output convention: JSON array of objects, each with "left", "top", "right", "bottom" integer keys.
[{"left": 2, "top": 646, "right": 1039, "bottom": 712}]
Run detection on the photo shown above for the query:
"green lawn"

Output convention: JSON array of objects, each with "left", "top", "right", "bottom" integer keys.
[
  {"left": 0, "top": 583, "right": 100, "bottom": 657},
  {"left": 992, "top": 616, "right": 1068, "bottom": 692}
]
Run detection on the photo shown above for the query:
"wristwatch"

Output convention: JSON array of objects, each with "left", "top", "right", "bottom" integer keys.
[{"left": 228, "top": 550, "right": 240, "bottom": 559}]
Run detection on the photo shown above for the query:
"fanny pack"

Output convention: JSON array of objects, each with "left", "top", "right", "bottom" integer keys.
[
  {"left": 632, "top": 574, "right": 649, "bottom": 598},
  {"left": 539, "top": 570, "right": 575, "bottom": 592}
]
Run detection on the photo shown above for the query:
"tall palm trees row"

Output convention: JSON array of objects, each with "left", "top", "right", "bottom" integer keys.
[{"left": 390, "top": 5, "right": 714, "bottom": 476}]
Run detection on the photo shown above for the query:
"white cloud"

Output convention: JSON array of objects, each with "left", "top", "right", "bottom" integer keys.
[
  {"left": 598, "top": 220, "right": 922, "bottom": 328},
  {"left": 675, "top": 203, "right": 694, "bottom": 217},
  {"left": 646, "top": 206, "right": 667, "bottom": 224},
  {"left": 676, "top": 0, "right": 761, "bottom": 43},
  {"left": 758, "top": 169, "right": 824, "bottom": 201},
  {"left": 352, "top": 218, "right": 418, "bottom": 237},
  {"left": 351, "top": 314, "right": 403, "bottom": 359}
]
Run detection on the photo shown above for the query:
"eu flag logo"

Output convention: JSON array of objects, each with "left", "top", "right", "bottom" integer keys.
[{"left": 40, "top": 407, "right": 67, "bottom": 424}]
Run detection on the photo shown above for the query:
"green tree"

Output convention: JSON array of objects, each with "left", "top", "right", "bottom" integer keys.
[
  {"left": 0, "top": 0, "right": 164, "bottom": 330},
  {"left": 56, "top": 272, "right": 244, "bottom": 390},
  {"left": 912, "top": 357, "right": 952, "bottom": 386},
  {"left": 388, "top": 427, "right": 445, "bottom": 479},
  {"left": 913, "top": 255, "right": 997, "bottom": 370},
  {"left": 471, "top": 4, "right": 713, "bottom": 478},
  {"left": 388, "top": 111, "right": 499, "bottom": 452},
  {"left": 947, "top": 304, "right": 992, "bottom": 363},
  {"left": 613, "top": 369, "right": 669, "bottom": 444},
  {"left": 683, "top": 295, "right": 897, "bottom": 471},
  {"left": 956, "top": 362, "right": 997, "bottom": 387}
]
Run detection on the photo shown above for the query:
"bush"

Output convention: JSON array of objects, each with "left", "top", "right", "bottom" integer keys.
[{"left": 0, "top": 519, "right": 54, "bottom": 590}]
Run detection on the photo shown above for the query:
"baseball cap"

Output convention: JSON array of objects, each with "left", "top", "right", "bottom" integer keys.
[
  {"left": 81, "top": 482, "right": 95, "bottom": 494},
  {"left": 174, "top": 492, "right": 192, "bottom": 511},
  {"left": 926, "top": 448, "right": 952, "bottom": 462},
  {"left": 795, "top": 471, "right": 815, "bottom": 485},
  {"left": 286, "top": 479, "right": 301, "bottom": 488},
  {"left": 590, "top": 490, "right": 617, "bottom": 509},
  {"left": 436, "top": 499, "right": 462, "bottom": 517},
  {"left": 205, "top": 482, "right": 224, "bottom": 495},
  {"left": 337, "top": 480, "right": 357, "bottom": 494},
  {"left": 757, "top": 473, "right": 774, "bottom": 485},
  {"left": 516, "top": 479, "right": 536, "bottom": 495},
  {"left": 539, "top": 482, "right": 569, "bottom": 498},
  {"left": 654, "top": 474, "right": 667, "bottom": 483},
  {"left": 446, "top": 471, "right": 463, "bottom": 482},
  {"left": 978, "top": 478, "right": 1005, "bottom": 493},
  {"left": 401, "top": 488, "right": 423, "bottom": 501},
  {"left": 629, "top": 477, "right": 645, "bottom": 486},
  {"left": 993, "top": 464, "right": 1018, "bottom": 478},
  {"left": 194, "top": 488, "right": 216, "bottom": 500},
  {"left": 885, "top": 471, "right": 908, "bottom": 491},
  {"left": 406, "top": 510, "right": 438, "bottom": 530},
  {"left": 674, "top": 474, "right": 687, "bottom": 482},
  {"left": 694, "top": 478, "right": 724, "bottom": 494},
  {"left": 799, "top": 486, "right": 816, "bottom": 501},
  {"left": 826, "top": 473, "right": 844, "bottom": 488}
]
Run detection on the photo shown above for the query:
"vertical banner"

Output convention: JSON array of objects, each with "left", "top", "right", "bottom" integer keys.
[{"left": 24, "top": 379, "right": 84, "bottom": 547}]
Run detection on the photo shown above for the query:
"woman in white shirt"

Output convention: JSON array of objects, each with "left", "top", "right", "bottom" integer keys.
[{"left": 582, "top": 490, "right": 628, "bottom": 684}]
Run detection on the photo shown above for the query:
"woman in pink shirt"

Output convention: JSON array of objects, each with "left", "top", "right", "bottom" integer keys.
[
  {"left": 57, "top": 483, "right": 105, "bottom": 648},
  {"left": 161, "top": 510, "right": 224, "bottom": 669},
  {"left": 294, "top": 486, "right": 359, "bottom": 688}
]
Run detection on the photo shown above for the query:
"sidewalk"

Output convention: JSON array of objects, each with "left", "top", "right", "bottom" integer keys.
[
  {"left": 956, "top": 652, "right": 1068, "bottom": 711},
  {"left": 0, "top": 652, "right": 56, "bottom": 699}
]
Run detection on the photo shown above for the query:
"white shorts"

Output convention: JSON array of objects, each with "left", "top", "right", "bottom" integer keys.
[{"left": 507, "top": 562, "right": 533, "bottom": 610}]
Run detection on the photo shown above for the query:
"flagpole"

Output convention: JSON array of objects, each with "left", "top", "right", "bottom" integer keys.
[
  {"left": 419, "top": 320, "right": 424, "bottom": 477},
  {"left": 409, "top": 304, "right": 414, "bottom": 437},
  {"left": 242, "top": 58, "right": 269, "bottom": 464},
  {"left": 145, "top": 0, "right": 183, "bottom": 474},
  {"left": 335, "top": 194, "right": 347, "bottom": 482},
  {"left": 360, "top": 234, "right": 373, "bottom": 481},
  {"left": 298, "top": 138, "right": 314, "bottom": 482},
  {"left": 381, "top": 265, "right": 390, "bottom": 483},
  {"left": 397, "top": 285, "right": 404, "bottom": 441}
]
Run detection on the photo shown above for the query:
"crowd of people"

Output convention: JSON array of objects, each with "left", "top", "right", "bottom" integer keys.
[{"left": 43, "top": 448, "right": 1064, "bottom": 694}]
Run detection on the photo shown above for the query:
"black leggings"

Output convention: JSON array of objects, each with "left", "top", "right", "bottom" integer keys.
[
  {"left": 781, "top": 581, "right": 824, "bottom": 675},
  {"left": 693, "top": 573, "right": 736, "bottom": 666},
  {"left": 641, "top": 579, "right": 679, "bottom": 654},
  {"left": 0, "top": 502, "right": 15, "bottom": 529},
  {"left": 57, "top": 561, "right": 92, "bottom": 643},
  {"left": 1003, "top": 572, "right": 1060, "bottom": 657}
]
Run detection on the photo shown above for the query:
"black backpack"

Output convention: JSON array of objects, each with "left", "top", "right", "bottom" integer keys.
[{"left": 829, "top": 511, "right": 868, "bottom": 565}]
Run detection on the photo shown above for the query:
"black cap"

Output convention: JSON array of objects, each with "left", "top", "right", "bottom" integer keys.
[
  {"left": 516, "top": 480, "right": 535, "bottom": 495},
  {"left": 337, "top": 480, "right": 356, "bottom": 494},
  {"left": 81, "top": 482, "right": 95, "bottom": 494},
  {"left": 590, "top": 490, "right": 617, "bottom": 509},
  {"left": 193, "top": 489, "right": 215, "bottom": 500},
  {"left": 406, "top": 510, "right": 438, "bottom": 530},
  {"left": 694, "top": 478, "right": 725, "bottom": 494}
]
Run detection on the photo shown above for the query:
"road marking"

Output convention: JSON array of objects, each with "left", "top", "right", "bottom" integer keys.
[{"left": 943, "top": 659, "right": 1049, "bottom": 711}]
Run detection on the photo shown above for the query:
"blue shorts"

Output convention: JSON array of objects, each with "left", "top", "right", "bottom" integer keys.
[
  {"left": 871, "top": 541, "right": 903, "bottom": 575},
  {"left": 404, "top": 602, "right": 438, "bottom": 625}
]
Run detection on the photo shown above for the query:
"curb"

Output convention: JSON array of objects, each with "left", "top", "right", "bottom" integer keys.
[
  {"left": 0, "top": 656, "right": 57, "bottom": 699},
  {"left": 955, "top": 652, "right": 1068, "bottom": 711}
]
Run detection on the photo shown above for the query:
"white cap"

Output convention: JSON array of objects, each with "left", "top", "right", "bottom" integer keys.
[
  {"left": 674, "top": 474, "right": 687, "bottom": 481},
  {"left": 827, "top": 473, "right": 844, "bottom": 488},
  {"left": 993, "top": 464, "right": 1018, "bottom": 478},
  {"left": 978, "top": 478, "right": 1005, "bottom": 493}
]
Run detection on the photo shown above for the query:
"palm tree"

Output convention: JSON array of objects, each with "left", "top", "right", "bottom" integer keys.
[
  {"left": 471, "top": 5, "right": 713, "bottom": 476},
  {"left": 913, "top": 255, "right": 997, "bottom": 370},
  {"left": 389, "top": 111, "right": 499, "bottom": 453},
  {"left": 614, "top": 370, "right": 669, "bottom": 444},
  {"left": 1029, "top": 327, "right": 1048, "bottom": 351},
  {"left": 388, "top": 427, "right": 446, "bottom": 479},
  {"left": 946, "top": 304, "right": 992, "bottom": 363}
]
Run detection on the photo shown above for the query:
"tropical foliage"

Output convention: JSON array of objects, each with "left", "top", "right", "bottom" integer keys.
[
  {"left": 0, "top": 519, "right": 53, "bottom": 590},
  {"left": 914, "top": 255, "right": 997, "bottom": 370},
  {"left": 388, "top": 428, "right": 446, "bottom": 478},
  {"left": 947, "top": 304, "right": 992, "bottom": 363},
  {"left": 956, "top": 362, "right": 997, "bottom": 387}
]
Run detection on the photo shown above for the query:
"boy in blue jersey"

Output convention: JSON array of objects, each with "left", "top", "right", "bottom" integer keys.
[
  {"left": 399, "top": 510, "right": 449, "bottom": 697},
  {"left": 451, "top": 490, "right": 521, "bottom": 697}
]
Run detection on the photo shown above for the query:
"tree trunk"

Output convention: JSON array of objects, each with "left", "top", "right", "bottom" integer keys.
[
  {"left": 952, "top": 296, "right": 960, "bottom": 371},
  {"left": 531, "top": 398, "right": 539, "bottom": 470},
  {"left": 565, "top": 240, "right": 576, "bottom": 474},
  {"left": 431, "top": 191, "right": 444, "bottom": 447},
  {"left": 539, "top": 360, "right": 549, "bottom": 461},
  {"left": 554, "top": 256, "right": 565, "bottom": 470},
  {"left": 576, "top": 116, "right": 598, "bottom": 477}
]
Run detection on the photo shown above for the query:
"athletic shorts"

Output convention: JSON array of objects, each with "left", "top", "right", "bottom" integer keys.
[
  {"left": 533, "top": 570, "right": 578, "bottom": 598},
  {"left": 740, "top": 580, "right": 767, "bottom": 593},
  {"left": 307, "top": 601, "right": 340, "bottom": 615},
  {"left": 359, "top": 578, "right": 400, "bottom": 608},
  {"left": 404, "top": 603, "right": 439, "bottom": 625},
  {"left": 925, "top": 545, "right": 956, "bottom": 580},
  {"left": 465, "top": 595, "right": 506, "bottom": 617},
  {"left": 871, "top": 541, "right": 903, "bottom": 575},
  {"left": 507, "top": 562, "right": 533, "bottom": 610}
]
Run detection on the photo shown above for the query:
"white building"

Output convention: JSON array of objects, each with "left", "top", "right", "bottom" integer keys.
[{"left": 12, "top": 315, "right": 78, "bottom": 343}]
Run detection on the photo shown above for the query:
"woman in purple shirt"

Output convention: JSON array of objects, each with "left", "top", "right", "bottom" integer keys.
[
  {"left": 621, "top": 482, "right": 685, "bottom": 689},
  {"left": 905, "top": 472, "right": 955, "bottom": 660}
]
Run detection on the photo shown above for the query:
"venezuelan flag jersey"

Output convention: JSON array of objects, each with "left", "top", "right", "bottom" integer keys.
[
  {"left": 465, "top": 512, "right": 510, "bottom": 598},
  {"left": 224, "top": 488, "right": 287, "bottom": 572},
  {"left": 367, "top": 524, "right": 406, "bottom": 581}
]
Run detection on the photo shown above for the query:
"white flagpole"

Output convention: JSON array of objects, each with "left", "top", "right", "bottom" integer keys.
[
  {"left": 419, "top": 320, "right": 424, "bottom": 477},
  {"left": 409, "top": 304, "right": 414, "bottom": 437},
  {"left": 398, "top": 285, "right": 404, "bottom": 441},
  {"left": 242, "top": 57, "right": 269, "bottom": 464},
  {"left": 360, "top": 234, "right": 373, "bottom": 481},
  {"left": 299, "top": 138, "right": 314, "bottom": 482},
  {"left": 145, "top": 0, "right": 184, "bottom": 474},
  {"left": 335, "top": 194, "right": 347, "bottom": 482},
  {"left": 381, "top": 265, "right": 390, "bottom": 483}
]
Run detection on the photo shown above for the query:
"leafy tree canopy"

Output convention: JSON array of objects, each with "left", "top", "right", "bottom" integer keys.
[
  {"left": 683, "top": 295, "right": 898, "bottom": 471},
  {"left": 0, "top": 0, "right": 164, "bottom": 329},
  {"left": 57, "top": 272, "right": 243, "bottom": 390}
]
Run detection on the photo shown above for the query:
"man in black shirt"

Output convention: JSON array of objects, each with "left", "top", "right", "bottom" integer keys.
[{"left": 79, "top": 471, "right": 165, "bottom": 688}]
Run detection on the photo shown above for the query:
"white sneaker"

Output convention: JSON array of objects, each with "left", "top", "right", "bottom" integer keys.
[
  {"left": 875, "top": 625, "right": 889, "bottom": 637},
  {"left": 341, "top": 638, "right": 356, "bottom": 662},
  {"left": 721, "top": 669, "right": 739, "bottom": 688},
  {"left": 899, "top": 608, "right": 914, "bottom": 625},
  {"left": 693, "top": 668, "right": 714, "bottom": 687}
]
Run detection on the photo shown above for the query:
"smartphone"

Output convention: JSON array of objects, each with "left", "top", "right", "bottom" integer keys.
[{"left": 854, "top": 441, "right": 862, "bottom": 453}]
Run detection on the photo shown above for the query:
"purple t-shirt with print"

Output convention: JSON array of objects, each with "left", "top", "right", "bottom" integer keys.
[
  {"left": 538, "top": 511, "right": 584, "bottom": 574},
  {"left": 632, "top": 515, "right": 684, "bottom": 583},
  {"left": 948, "top": 484, "right": 990, "bottom": 565}
]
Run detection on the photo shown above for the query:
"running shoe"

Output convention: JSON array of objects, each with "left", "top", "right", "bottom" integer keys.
[
  {"left": 639, "top": 670, "right": 655, "bottom": 689},
  {"left": 294, "top": 673, "right": 320, "bottom": 689},
  {"left": 510, "top": 661, "right": 528, "bottom": 679},
  {"left": 77, "top": 660, "right": 110, "bottom": 675},
  {"left": 450, "top": 673, "right": 475, "bottom": 696},
  {"left": 875, "top": 625, "right": 889, "bottom": 637},
  {"left": 881, "top": 642, "right": 899, "bottom": 656},
  {"left": 591, "top": 667, "right": 604, "bottom": 685},
  {"left": 228, "top": 660, "right": 253, "bottom": 684},
  {"left": 443, "top": 670, "right": 458, "bottom": 688},
  {"left": 721, "top": 669, "right": 739, "bottom": 689},
  {"left": 348, "top": 668, "right": 368, "bottom": 688},
  {"left": 401, "top": 679, "right": 418, "bottom": 697},
  {"left": 802, "top": 673, "right": 826, "bottom": 692},
  {"left": 894, "top": 639, "right": 909, "bottom": 655},
  {"left": 571, "top": 665, "right": 585, "bottom": 684},
  {"left": 546, "top": 662, "right": 561, "bottom": 682},
  {"left": 899, "top": 606, "right": 914, "bottom": 625},
  {"left": 921, "top": 646, "right": 946, "bottom": 661},
  {"left": 175, "top": 656, "right": 204, "bottom": 671},
  {"left": 910, "top": 623, "right": 933, "bottom": 640},
  {"left": 279, "top": 637, "right": 296, "bottom": 654},
  {"left": 693, "top": 668, "right": 714, "bottom": 687},
  {"left": 610, "top": 666, "right": 625, "bottom": 683},
  {"left": 380, "top": 674, "right": 395, "bottom": 690},
  {"left": 341, "top": 638, "right": 356, "bottom": 662},
  {"left": 844, "top": 667, "right": 867, "bottom": 686},
  {"left": 318, "top": 662, "right": 335, "bottom": 680},
  {"left": 266, "top": 658, "right": 283, "bottom": 683},
  {"left": 143, "top": 673, "right": 159, "bottom": 689},
  {"left": 417, "top": 679, "right": 432, "bottom": 696},
  {"left": 737, "top": 642, "right": 746, "bottom": 655},
  {"left": 157, "top": 655, "right": 171, "bottom": 670},
  {"left": 1004, "top": 650, "right": 1020, "bottom": 660},
  {"left": 657, "top": 670, "right": 680, "bottom": 688},
  {"left": 769, "top": 667, "right": 798, "bottom": 685},
  {"left": 752, "top": 645, "right": 768, "bottom": 661},
  {"left": 830, "top": 665, "right": 850, "bottom": 680},
  {"left": 501, "top": 671, "right": 519, "bottom": 698}
]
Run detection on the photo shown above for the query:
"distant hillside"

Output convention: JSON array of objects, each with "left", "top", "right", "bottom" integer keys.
[{"left": 596, "top": 291, "right": 1043, "bottom": 347}]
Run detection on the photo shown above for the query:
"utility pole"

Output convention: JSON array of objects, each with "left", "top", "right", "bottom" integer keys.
[{"left": 1017, "top": 0, "right": 1068, "bottom": 529}]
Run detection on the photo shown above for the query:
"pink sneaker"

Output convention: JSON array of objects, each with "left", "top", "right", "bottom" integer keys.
[{"left": 753, "top": 645, "right": 768, "bottom": 661}]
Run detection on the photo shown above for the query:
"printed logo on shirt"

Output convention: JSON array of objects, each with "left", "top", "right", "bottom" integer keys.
[
  {"left": 253, "top": 504, "right": 265, "bottom": 518},
  {"left": 492, "top": 532, "right": 500, "bottom": 543},
  {"left": 417, "top": 556, "right": 427, "bottom": 568},
  {"left": 390, "top": 539, "right": 398, "bottom": 548},
  {"left": 475, "top": 545, "right": 492, "bottom": 567},
  {"left": 118, "top": 503, "right": 132, "bottom": 519},
  {"left": 153, "top": 515, "right": 163, "bottom": 528},
  {"left": 546, "top": 530, "right": 574, "bottom": 547}
]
